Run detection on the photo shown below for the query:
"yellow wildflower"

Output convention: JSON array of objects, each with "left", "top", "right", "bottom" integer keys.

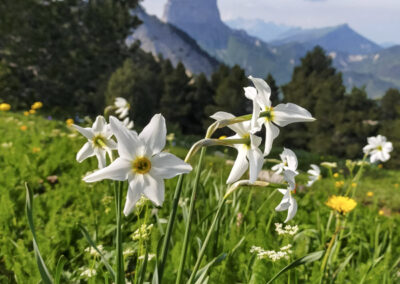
[
  {"left": 335, "top": 181, "right": 344, "bottom": 188},
  {"left": 333, "top": 173, "right": 339, "bottom": 178},
  {"left": 29, "top": 109, "right": 36, "bottom": 114},
  {"left": 66, "top": 118, "right": 74, "bottom": 126},
  {"left": 0, "top": 103, "right": 11, "bottom": 111},
  {"left": 366, "top": 191, "right": 374, "bottom": 197},
  {"left": 351, "top": 182, "right": 357, "bottom": 188},
  {"left": 326, "top": 195, "right": 357, "bottom": 214},
  {"left": 378, "top": 210, "right": 384, "bottom": 216},
  {"left": 32, "top": 147, "right": 41, "bottom": 153},
  {"left": 24, "top": 111, "right": 29, "bottom": 116},
  {"left": 20, "top": 125, "right": 27, "bottom": 131},
  {"left": 31, "top": 102, "right": 43, "bottom": 110}
]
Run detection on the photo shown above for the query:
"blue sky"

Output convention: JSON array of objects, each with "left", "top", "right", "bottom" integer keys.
[{"left": 142, "top": 0, "right": 400, "bottom": 45}]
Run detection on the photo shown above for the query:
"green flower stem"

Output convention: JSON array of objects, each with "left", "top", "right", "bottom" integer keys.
[
  {"left": 176, "top": 147, "right": 206, "bottom": 284},
  {"left": 159, "top": 174, "right": 185, "bottom": 281},
  {"left": 184, "top": 138, "right": 249, "bottom": 163},
  {"left": 204, "top": 110, "right": 271, "bottom": 138},
  {"left": 320, "top": 214, "right": 341, "bottom": 283},
  {"left": 114, "top": 181, "right": 125, "bottom": 284},
  {"left": 187, "top": 198, "right": 226, "bottom": 284},
  {"left": 345, "top": 153, "right": 368, "bottom": 197}
]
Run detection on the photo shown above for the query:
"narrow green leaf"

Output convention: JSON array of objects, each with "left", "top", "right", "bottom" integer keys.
[
  {"left": 194, "top": 253, "right": 227, "bottom": 284},
  {"left": 78, "top": 224, "right": 116, "bottom": 281},
  {"left": 54, "top": 255, "right": 67, "bottom": 284},
  {"left": 266, "top": 250, "right": 325, "bottom": 284},
  {"left": 137, "top": 249, "right": 149, "bottom": 284},
  {"left": 25, "top": 183, "right": 54, "bottom": 284}
]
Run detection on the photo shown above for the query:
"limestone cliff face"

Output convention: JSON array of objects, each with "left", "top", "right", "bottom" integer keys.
[
  {"left": 163, "top": 0, "right": 230, "bottom": 50},
  {"left": 127, "top": 7, "right": 219, "bottom": 76}
]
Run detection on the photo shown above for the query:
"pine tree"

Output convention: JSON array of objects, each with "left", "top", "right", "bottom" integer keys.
[
  {"left": 281, "top": 46, "right": 346, "bottom": 153},
  {"left": 334, "top": 87, "right": 379, "bottom": 158},
  {"left": 265, "top": 73, "right": 280, "bottom": 105},
  {"left": 206, "top": 65, "right": 249, "bottom": 117},
  {"left": 186, "top": 73, "right": 214, "bottom": 134},
  {"left": 380, "top": 88, "right": 400, "bottom": 121},
  {"left": 160, "top": 62, "right": 192, "bottom": 133}
]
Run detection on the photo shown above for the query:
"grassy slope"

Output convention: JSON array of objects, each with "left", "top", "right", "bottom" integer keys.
[{"left": 0, "top": 112, "right": 399, "bottom": 282}]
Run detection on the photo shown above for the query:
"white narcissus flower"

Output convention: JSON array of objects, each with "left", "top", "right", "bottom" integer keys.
[
  {"left": 115, "top": 97, "right": 130, "bottom": 119},
  {"left": 245, "top": 76, "right": 315, "bottom": 155},
  {"left": 73, "top": 116, "right": 117, "bottom": 169},
  {"left": 363, "top": 135, "right": 393, "bottom": 163},
  {"left": 307, "top": 164, "right": 321, "bottom": 187},
  {"left": 271, "top": 148, "right": 299, "bottom": 175},
  {"left": 211, "top": 111, "right": 264, "bottom": 184},
  {"left": 275, "top": 169, "right": 298, "bottom": 223},
  {"left": 122, "top": 117, "right": 134, "bottom": 129},
  {"left": 83, "top": 115, "right": 192, "bottom": 216}
]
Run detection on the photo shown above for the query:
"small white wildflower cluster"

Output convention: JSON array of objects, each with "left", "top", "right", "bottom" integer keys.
[
  {"left": 275, "top": 223, "right": 299, "bottom": 236},
  {"left": 250, "top": 244, "right": 293, "bottom": 261},
  {"left": 138, "top": 253, "right": 156, "bottom": 261},
  {"left": 80, "top": 268, "right": 97, "bottom": 278},
  {"left": 84, "top": 245, "right": 104, "bottom": 257},
  {"left": 123, "top": 248, "right": 135, "bottom": 257},
  {"left": 132, "top": 224, "right": 153, "bottom": 241}
]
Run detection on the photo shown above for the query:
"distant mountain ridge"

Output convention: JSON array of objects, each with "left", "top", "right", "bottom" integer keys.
[
  {"left": 271, "top": 24, "right": 382, "bottom": 55},
  {"left": 131, "top": 0, "right": 400, "bottom": 97},
  {"left": 225, "top": 18, "right": 301, "bottom": 43}
]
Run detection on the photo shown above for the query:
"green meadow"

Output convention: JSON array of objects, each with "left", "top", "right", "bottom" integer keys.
[{"left": 1, "top": 112, "right": 399, "bottom": 283}]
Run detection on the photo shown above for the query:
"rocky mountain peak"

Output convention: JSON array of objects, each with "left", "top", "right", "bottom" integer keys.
[{"left": 163, "top": 0, "right": 230, "bottom": 50}]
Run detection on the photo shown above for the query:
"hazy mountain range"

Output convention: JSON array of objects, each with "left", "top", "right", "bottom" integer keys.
[{"left": 129, "top": 0, "right": 400, "bottom": 98}]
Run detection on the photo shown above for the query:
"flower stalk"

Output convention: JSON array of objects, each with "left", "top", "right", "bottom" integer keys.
[
  {"left": 320, "top": 214, "right": 341, "bottom": 283},
  {"left": 176, "top": 147, "right": 207, "bottom": 284},
  {"left": 114, "top": 181, "right": 125, "bottom": 284}
]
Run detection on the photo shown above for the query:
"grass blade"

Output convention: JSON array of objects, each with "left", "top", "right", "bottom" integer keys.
[
  {"left": 78, "top": 224, "right": 116, "bottom": 281},
  {"left": 25, "top": 183, "right": 54, "bottom": 284},
  {"left": 54, "top": 255, "right": 67, "bottom": 284},
  {"left": 266, "top": 250, "right": 325, "bottom": 284}
]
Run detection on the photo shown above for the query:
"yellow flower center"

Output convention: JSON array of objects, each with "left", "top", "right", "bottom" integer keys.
[
  {"left": 377, "top": 145, "right": 383, "bottom": 151},
  {"left": 132, "top": 157, "right": 151, "bottom": 174},
  {"left": 264, "top": 106, "right": 274, "bottom": 122},
  {"left": 92, "top": 135, "right": 107, "bottom": 149}
]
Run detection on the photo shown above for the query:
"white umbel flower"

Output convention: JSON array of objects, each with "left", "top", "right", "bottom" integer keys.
[
  {"left": 211, "top": 111, "right": 264, "bottom": 184},
  {"left": 122, "top": 117, "right": 134, "bottom": 129},
  {"left": 115, "top": 97, "right": 130, "bottom": 119},
  {"left": 83, "top": 115, "right": 192, "bottom": 216},
  {"left": 271, "top": 148, "right": 298, "bottom": 175},
  {"left": 245, "top": 76, "right": 315, "bottom": 155},
  {"left": 363, "top": 135, "right": 393, "bottom": 163},
  {"left": 73, "top": 116, "right": 117, "bottom": 169},
  {"left": 307, "top": 164, "right": 321, "bottom": 187}
]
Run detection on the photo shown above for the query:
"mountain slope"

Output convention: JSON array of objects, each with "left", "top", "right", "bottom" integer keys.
[
  {"left": 271, "top": 24, "right": 382, "bottom": 55},
  {"left": 127, "top": 7, "right": 219, "bottom": 76},
  {"left": 225, "top": 18, "right": 301, "bottom": 43},
  {"left": 339, "top": 45, "right": 400, "bottom": 97}
]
